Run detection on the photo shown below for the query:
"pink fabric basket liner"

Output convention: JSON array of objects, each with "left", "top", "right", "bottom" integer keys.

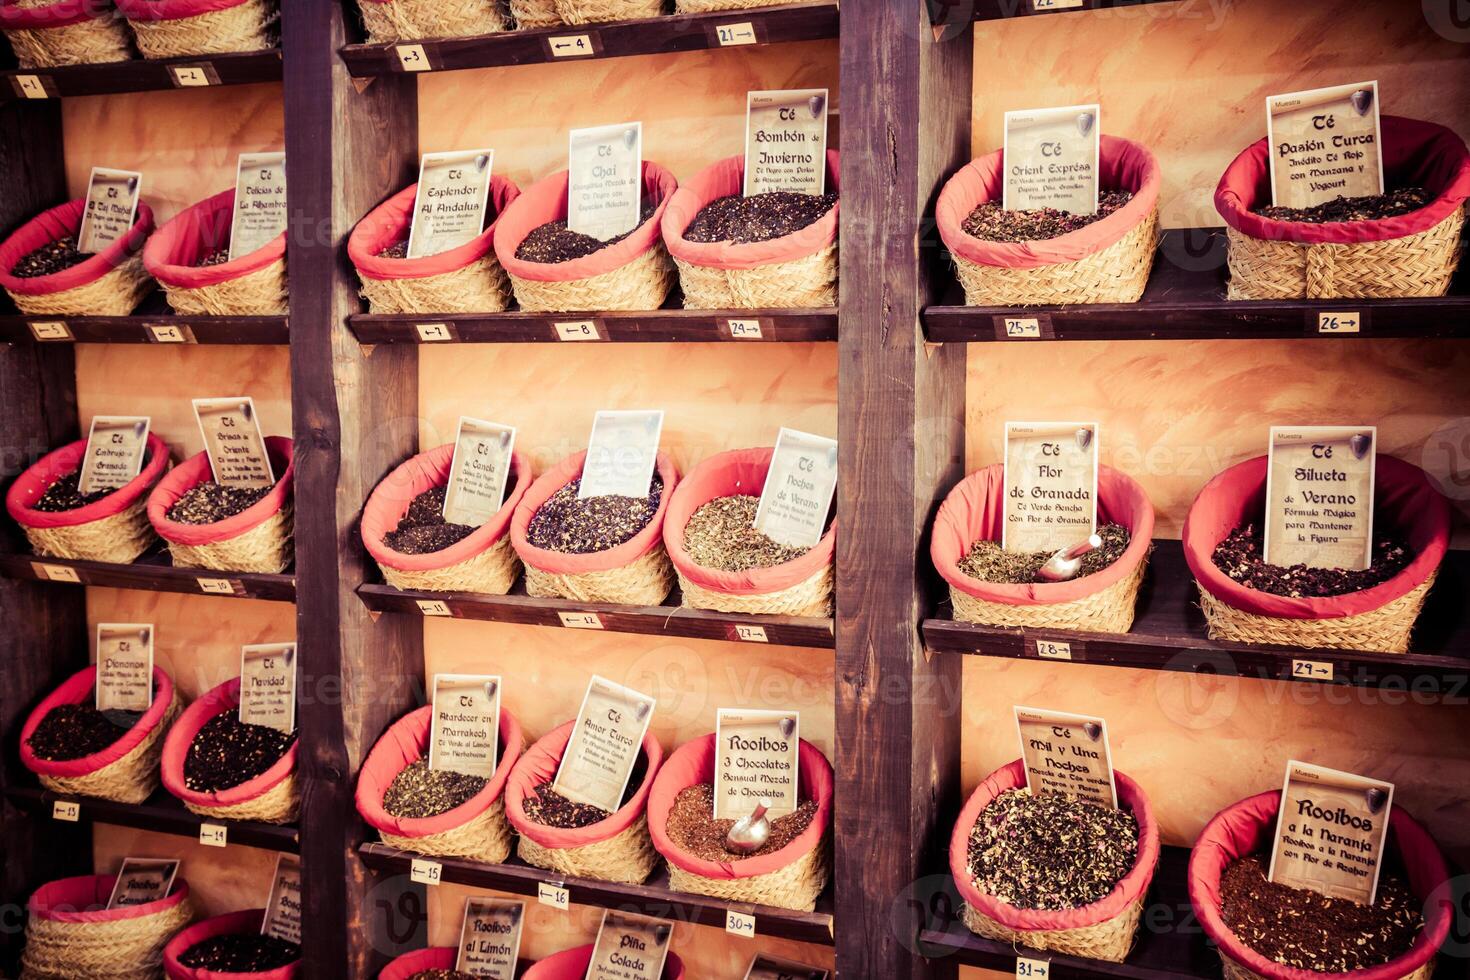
[
  {"left": 20, "top": 665, "right": 175, "bottom": 778},
  {"left": 144, "top": 188, "right": 285, "bottom": 289},
  {"left": 948, "top": 759, "right": 1161, "bottom": 933},
  {"left": 348, "top": 176, "right": 521, "bottom": 282},
  {"left": 1188, "top": 790, "right": 1452, "bottom": 980},
  {"left": 1182, "top": 454, "right": 1449, "bottom": 620},
  {"left": 164, "top": 908, "right": 299, "bottom": 980},
  {"left": 115, "top": 0, "right": 258, "bottom": 21},
  {"left": 0, "top": 197, "right": 155, "bottom": 296},
  {"left": 523, "top": 944, "right": 684, "bottom": 980},
  {"left": 161, "top": 677, "right": 297, "bottom": 808},
  {"left": 147, "top": 436, "right": 294, "bottom": 548},
  {"left": 379, "top": 948, "right": 456, "bottom": 980},
  {"left": 29, "top": 873, "right": 190, "bottom": 924},
  {"left": 0, "top": 0, "right": 103, "bottom": 28},
  {"left": 7, "top": 432, "right": 169, "bottom": 530}
]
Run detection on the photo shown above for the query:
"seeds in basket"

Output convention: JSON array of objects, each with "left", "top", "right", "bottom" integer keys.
[
  {"left": 1212, "top": 523, "right": 1410, "bottom": 598},
  {"left": 32, "top": 470, "right": 114, "bottom": 512},
  {"left": 684, "top": 192, "right": 838, "bottom": 245},
  {"left": 666, "top": 783, "right": 817, "bottom": 860},
  {"left": 1253, "top": 187, "right": 1430, "bottom": 224},
  {"left": 683, "top": 495, "right": 812, "bottom": 571},
  {"left": 382, "top": 759, "right": 488, "bottom": 819},
  {"left": 526, "top": 475, "right": 663, "bottom": 554},
  {"left": 959, "top": 523, "right": 1130, "bottom": 584},
  {"left": 523, "top": 753, "right": 647, "bottom": 828},
  {"left": 179, "top": 933, "right": 301, "bottom": 971},
  {"left": 183, "top": 713, "right": 296, "bottom": 793},
  {"left": 515, "top": 201, "right": 657, "bottom": 263},
  {"left": 166, "top": 481, "right": 273, "bottom": 524},
  {"left": 961, "top": 191, "right": 1133, "bottom": 243},
  {"left": 384, "top": 486, "right": 477, "bottom": 554},
  {"left": 10, "top": 236, "right": 96, "bottom": 278},
  {"left": 198, "top": 247, "right": 232, "bottom": 267},
  {"left": 27, "top": 701, "right": 142, "bottom": 760},
  {"left": 411, "top": 971, "right": 477, "bottom": 980},
  {"left": 378, "top": 241, "right": 409, "bottom": 259}
]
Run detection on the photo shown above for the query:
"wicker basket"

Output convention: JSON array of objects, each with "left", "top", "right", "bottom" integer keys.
[
  {"left": 0, "top": 198, "right": 156, "bottom": 317},
  {"left": 674, "top": 0, "right": 780, "bottom": 9},
  {"left": 508, "top": 0, "right": 559, "bottom": 28},
  {"left": 1, "top": 0, "right": 134, "bottom": 67},
  {"left": 554, "top": 0, "right": 662, "bottom": 25},
  {"left": 164, "top": 908, "right": 300, "bottom": 979},
  {"left": 115, "top": 0, "right": 278, "bottom": 58},
  {"left": 22, "top": 874, "right": 193, "bottom": 980},
  {"left": 144, "top": 188, "right": 287, "bottom": 316},
  {"left": 523, "top": 946, "right": 685, "bottom": 980},
  {"left": 358, "top": 0, "right": 509, "bottom": 44}
]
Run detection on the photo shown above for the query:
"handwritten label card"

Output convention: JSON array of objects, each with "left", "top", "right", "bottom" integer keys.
[
  {"left": 106, "top": 858, "right": 179, "bottom": 909},
  {"left": 1266, "top": 81, "right": 1382, "bottom": 209},
  {"left": 454, "top": 897, "right": 524, "bottom": 979},
  {"left": 1265, "top": 426, "right": 1375, "bottom": 571},
  {"left": 744, "top": 956, "right": 829, "bottom": 980},
  {"left": 568, "top": 122, "right": 643, "bottom": 242},
  {"left": 553, "top": 675, "right": 655, "bottom": 813},
  {"left": 193, "top": 396, "right": 274, "bottom": 488},
  {"left": 1269, "top": 761, "right": 1392, "bottom": 904},
  {"left": 714, "top": 709, "right": 800, "bottom": 820},
  {"left": 96, "top": 623, "right": 154, "bottom": 713},
  {"left": 441, "top": 417, "right": 517, "bottom": 527},
  {"left": 754, "top": 428, "right": 838, "bottom": 549},
  {"left": 77, "top": 416, "right": 150, "bottom": 495},
  {"left": 585, "top": 911, "right": 673, "bottom": 980},
  {"left": 428, "top": 674, "right": 501, "bottom": 779},
  {"left": 239, "top": 643, "right": 297, "bottom": 734},
  {"left": 1003, "top": 422, "right": 1098, "bottom": 554},
  {"left": 745, "top": 89, "right": 829, "bottom": 196},
  {"left": 579, "top": 410, "right": 663, "bottom": 500},
  {"left": 407, "top": 149, "right": 495, "bottom": 259},
  {"left": 261, "top": 854, "right": 303, "bottom": 945},
  {"left": 229, "top": 151, "right": 288, "bottom": 260},
  {"left": 1015, "top": 706, "right": 1117, "bottom": 808},
  {"left": 1003, "top": 105, "right": 1100, "bottom": 214},
  {"left": 77, "top": 167, "right": 143, "bottom": 254}
]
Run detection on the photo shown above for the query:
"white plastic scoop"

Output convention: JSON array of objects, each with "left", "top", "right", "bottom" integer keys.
[
  {"left": 1036, "top": 534, "right": 1104, "bottom": 583},
  {"left": 725, "top": 799, "right": 772, "bottom": 855}
]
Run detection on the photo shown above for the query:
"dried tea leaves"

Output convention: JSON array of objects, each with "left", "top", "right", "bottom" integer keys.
[
  {"left": 32, "top": 470, "right": 113, "bottom": 512},
  {"left": 959, "top": 523, "right": 1131, "bottom": 584},
  {"left": 962, "top": 191, "right": 1133, "bottom": 243},
  {"left": 198, "top": 247, "right": 231, "bottom": 267},
  {"left": 183, "top": 713, "right": 296, "bottom": 793},
  {"left": 378, "top": 241, "right": 409, "bottom": 259},
  {"left": 409, "top": 972, "right": 478, "bottom": 980},
  {"left": 1253, "top": 187, "right": 1430, "bottom": 224},
  {"left": 383, "top": 485, "right": 476, "bottom": 555},
  {"left": 26, "top": 702, "right": 141, "bottom": 760},
  {"left": 521, "top": 782, "right": 611, "bottom": 829},
  {"left": 682, "top": 494, "right": 812, "bottom": 572},
  {"left": 1212, "top": 523, "right": 1410, "bottom": 597},
  {"left": 525, "top": 476, "right": 662, "bottom": 555},
  {"left": 684, "top": 192, "right": 837, "bottom": 245},
  {"left": 179, "top": 934, "right": 300, "bottom": 972},
  {"left": 665, "top": 783, "right": 818, "bottom": 861},
  {"left": 165, "top": 481, "right": 273, "bottom": 525},
  {"left": 382, "top": 759, "right": 488, "bottom": 819},
  {"left": 515, "top": 201, "right": 658, "bottom": 263},
  {"left": 11, "top": 236, "right": 94, "bottom": 278}
]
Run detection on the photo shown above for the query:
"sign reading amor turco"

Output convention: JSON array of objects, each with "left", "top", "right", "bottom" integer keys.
[{"left": 553, "top": 675, "right": 655, "bottom": 814}]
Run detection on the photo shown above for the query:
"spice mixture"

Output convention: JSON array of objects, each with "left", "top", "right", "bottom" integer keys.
[
  {"left": 382, "top": 485, "right": 477, "bottom": 555},
  {"left": 26, "top": 702, "right": 142, "bottom": 760},
  {"left": 408, "top": 972, "right": 477, "bottom": 980},
  {"left": 10, "top": 237, "right": 94, "bottom": 278},
  {"left": 515, "top": 201, "right": 658, "bottom": 263},
  {"left": 32, "top": 470, "right": 114, "bottom": 512},
  {"left": 961, "top": 191, "right": 1133, "bottom": 243},
  {"left": 165, "top": 481, "right": 273, "bottom": 525},
  {"left": 665, "top": 783, "right": 818, "bottom": 861},
  {"left": 1220, "top": 855, "right": 1423, "bottom": 973},
  {"left": 198, "top": 247, "right": 231, "bottom": 267},
  {"left": 683, "top": 192, "right": 837, "bottom": 245},
  {"left": 1253, "top": 187, "right": 1430, "bottom": 224},
  {"left": 967, "top": 789, "right": 1138, "bottom": 911},
  {"left": 521, "top": 753, "right": 646, "bottom": 828},
  {"left": 1212, "top": 523, "right": 1411, "bottom": 598},
  {"left": 525, "top": 476, "right": 662, "bottom": 554},
  {"left": 958, "top": 523, "right": 1131, "bottom": 584},
  {"left": 682, "top": 495, "right": 812, "bottom": 572},
  {"left": 378, "top": 240, "right": 409, "bottom": 259},
  {"left": 382, "top": 760, "right": 488, "bottom": 819},
  {"left": 179, "top": 934, "right": 300, "bottom": 972},
  {"left": 183, "top": 713, "right": 296, "bottom": 793}
]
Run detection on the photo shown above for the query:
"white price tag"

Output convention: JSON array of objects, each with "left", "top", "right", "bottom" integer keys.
[
  {"left": 716, "top": 21, "right": 758, "bottom": 45},
  {"left": 735, "top": 624, "right": 769, "bottom": 643},
  {"left": 395, "top": 44, "right": 430, "bottom": 71},
  {"left": 33, "top": 563, "right": 81, "bottom": 583},
  {"left": 537, "top": 881, "right": 570, "bottom": 910},
  {"left": 416, "top": 599, "right": 452, "bottom": 616},
  {"left": 199, "top": 823, "right": 228, "bottom": 847},
  {"left": 52, "top": 800, "right": 80, "bottom": 822},
  {"left": 1003, "top": 317, "right": 1042, "bottom": 339},
  {"left": 410, "top": 857, "right": 443, "bottom": 885},
  {"left": 415, "top": 322, "right": 453, "bottom": 342},
  {"left": 15, "top": 74, "right": 49, "bottom": 99},
  {"left": 1034, "top": 639, "right": 1072, "bottom": 661},
  {"left": 1016, "top": 957, "right": 1050, "bottom": 979},
  {"left": 727, "top": 318, "right": 763, "bottom": 339},
  {"left": 554, "top": 320, "right": 600, "bottom": 341},
  {"left": 725, "top": 909, "right": 757, "bottom": 938},
  {"left": 169, "top": 64, "right": 215, "bottom": 87},
  {"left": 1031, "top": 0, "right": 1083, "bottom": 9},
  {"left": 547, "top": 34, "right": 595, "bottom": 58},
  {"left": 1318, "top": 311, "right": 1361, "bottom": 334},
  {"left": 197, "top": 577, "right": 237, "bottom": 595},
  {"left": 28, "top": 321, "right": 72, "bottom": 342},
  {"left": 558, "top": 611, "right": 604, "bottom": 630},
  {"left": 148, "top": 323, "right": 191, "bottom": 343},
  {"left": 1291, "top": 659, "right": 1335, "bottom": 682}
]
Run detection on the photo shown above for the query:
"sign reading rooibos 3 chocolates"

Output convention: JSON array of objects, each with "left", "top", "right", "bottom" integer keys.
[
  {"left": 579, "top": 409, "right": 663, "bottom": 500},
  {"left": 455, "top": 896, "right": 524, "bottom": 978},
  {"left": 754, "top": 427, "right": 838, "bottom": 549},
  {"left": 230, "top": 151, "right": 288, "bottom": 260},
  {"left": 77, "top": 167, "right": 143, "bottom": 254},
  {"left": 1003, "top": 421, "right": 1098, "bottom": 554},
  {"left": 96, "top": 623, "right": 154, "bottom": 713},
  {"left": 584, "top": 910, "right": 672, "bottom": 980},
  {"left": 714, "top": 708, "right": 800, "bottom": 820},
  {"left": 239, "top": 642, "right": 297, "bottom": 734},
  {"left": 1002, "top": 104, "right": 1100, "bottom": 214},
  {"left": 744, "top": 955, "right": 829, "bottom": 980},
  {"left": 1266, "top": 81, "right": 1382, "bottom": 209},
  {"left": 1265, "top": 425, "right": 1375, "bottom": 571},
  {"left": 568, "top": 122, "right": 643, "bottom": 243},
  {"left": 193, "top": 396, "right": 275, "bottom": 488},
  {"left": 105, "top": 857, "right": 179, "bottom": 909},
  {"left": 553, "top": 675, "right": 655, "bottom": 813},
  {"left": 428, "top": 673, "right": 501, "bottom": 779},
  {"left": 442, "top": 416, "right": 517, "bottom": 527},
  {"left": 745, "top": 89, "right": 829, "bottom": 196},
  {"left": 1014, "top": 706, "right": 1117, "bottom": 809},
  {"left": 1269, "top": 761, "right": 1393, "bottom": 904},
  {"left": 261, "top": 854, "right": 303, "bottom": 944},
  {"left": 407, "top": 148, "right": 495, "bottom": 259},
  {"left": 77, "top": 416, "right": 150, "bottom": 495}
]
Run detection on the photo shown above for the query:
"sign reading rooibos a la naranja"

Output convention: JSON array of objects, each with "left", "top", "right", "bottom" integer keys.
[{"left": 1268, "top": 761, "right": 1392, "bottom": 905}]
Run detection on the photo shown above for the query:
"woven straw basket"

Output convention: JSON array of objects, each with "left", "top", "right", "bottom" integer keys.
[
  {"left": 167, "top": 499, "right": 294, "bottom": 574},
  {"left": 162, "top": 257, "right": 287, "bottom": 316},
  {"left": 675, "top": 243, "right": 837, "bottom": 309},
  {"left": 518, "top": 814, "right": 660, "bottom": 884},
  {"left": 38, "top": 690, "right": 182, "bottom": 805},
  {"left": 21, "top": 497, "right": 158, "bottom": 564},
  {"left": 511, "top": 244, "right": 675, "bottom": 313},
  {"left": 185, "top": 770, "right": 298, "bottom": 823},
  {"left": 951, "top": 556, "right": 1147, "bottom": 633},
  {"left": 7, "top": 253, "right": 152, "bottom": 317},
  {"left": 120, "top": 0, "right": 278, "bottom": 58},
  {"left": 359, "top": 0, "right": 508, "bottom": 43},
  {"left": 1198, "top": 573, "right": 1436, "bottom": 655},
  {"left": 382, "top": 533, "right": 520, "bottom": 594},
  {"left": 524, "top": 545, "right": 673, "bottom": 606},
  {"left": 960, "top": 893, "right": 1146, "bottom": 963},
  {"left": 555, "top": 0, "right": 663, "bottom": 25},
  {"left": 675, "top": 0, "right": 780, "bottom": 9},
  {"left": 382, "top": 798, "right": 513, "bottom": 864},
  {"left": 363, "top": 252, "right": 512, "bottom": 314},
  {"left": 669, "top": 833, "right": 829, "bottom": 911},
  {"left": 22, "top": 877, "right": 194, "bottom": 980},
  {"left": 2, "top": 1, "right": 133, "bottom": 67},
  {"left": 509, "top": 0, "right": 559, "bottom": 27},
  {"left": 677, "top": 562, "right": 832, "bottom": 617}
]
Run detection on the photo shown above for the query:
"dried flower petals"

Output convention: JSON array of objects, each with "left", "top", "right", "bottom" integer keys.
[
  {"left": 1211, "top": 523, "right": 1410, "bottom": 598},
  {"left": 961, "top": 192, "right": 1133, "bottom": 243}
]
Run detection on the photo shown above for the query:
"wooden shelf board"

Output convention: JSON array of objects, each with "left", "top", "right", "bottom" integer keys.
[
  {"left": 0, "top": 292, "right": 289, "bottom": 345},
  {"left": 358, "top": 842, "right": 835, "bottom": 946},
  {"left": 0, "top": 547, "right": 296, "bottom": 602},
  {"left": 933, "top": 0, "right": 1182, "bottom": 24},
  {"left": 358, "top": 580, "right": 834, "bottom": 648},
  {"left": 6, "top": 786, "right": 300, "bottom": 852},
  {"left": 0, "top": 49, "right": 282, "bottom": 100},
  {"left": 923, "top": 228, "right": 1470, "bottom": 343},
  {"left": 923, "top": 540, "right": 1470, "bottom": 693},
  {"left": 348, "top": 304, "right": 837, "bottom": 344}
]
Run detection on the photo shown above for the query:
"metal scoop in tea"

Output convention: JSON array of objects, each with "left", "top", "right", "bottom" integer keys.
[
  {"left": 725, "top": 799, "right": 772, "bottom": 855},
  {"left": 1035, "top": 533, "right": 1104, "bottom": 583}
]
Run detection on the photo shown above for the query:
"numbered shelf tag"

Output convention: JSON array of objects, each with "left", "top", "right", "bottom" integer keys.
[
  {"left": 734, "top": 624, "right": 768, "bottom": 643},
  {"left": 197, "top": 577, "right": 239, "bottom": 595},
  {"left": 727, "top": 318, "right": 764, "bottom": 339},
  {"left": 395, "top": 44, "right": 431, "bottom": 71},
  {"left": 417, "top": 599, "right": 452, "bottom": 616},
  {"left": 415, "top": 322, "right": 454, "bottom": 342},
  {"left": 537, "top": 880, "right": 569, "bottom": 910},
  {"left": 29, "top": 321, "right": 72, "bottom": 342},
  {"left": 1034, "top": 638, "right": 1073, "bottom": 661},
  {"left": 1316, "top": 311, "right": 1362, "bottom": 334},
  {"left": 13, "top": 73, "right": 53, "bottom": 98},
  {"left": 32, "top": 562, "right": 82, "bottom": 583},
  {"left": 52, "top": 800, "right": 81, "bottom": 822},
  {"left": 553, "top": 320, "right": 601, "bottom": 341},
  {"left": 1291, "top": 659, "right": 1334, "bottom": 682},
  {"left": 558, "top": 611, "right": 603, "bottom": 630},
  {"left": 198, "top": 823, "right": 228, "bottom": 847},
  {"left": 169, "top": 63, "right": 220, "bottom": 87},
  {"left": 1016, "top": 956, "right": 1050, "bottom": 979},
  {"left": 725, "top": 909, "right": 756, "bottom": 937},
  {"left": 545, "top": 33, "right": 598, "bottom": 59},
  {"left": 147, "top": 322, "right": 195, "bottom": 344},
  {"left": 715, "top": 21, "right": 758, "bottom": 45},
  {"left": 410, "top": 857, "right": 443, "bottom": 885}
]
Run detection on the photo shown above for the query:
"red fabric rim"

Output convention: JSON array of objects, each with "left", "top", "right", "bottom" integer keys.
[
  {"left": 510, "top": 450, "right": 679, "bottom": 577},
  {"left": 347, "top": 176, "right": 521, "bottom": 282},
  {"left": 160, "top": 677, "right": 298, "bottom": 808},
  {"left": 504, "top": 720, "right": 664, "bottom": 850},
  {"left": 947, "top": 759, "right": 1161, "bottom": 932},
  {"left": 163, "top": 908, "right": 300, "bottom": 980},
  {"left": 114, "top": 0, "right": 256, "bottom": 21},
  {"left": 522, "top": 944, "right": 684, "bottom": 980},
  {"left": 661, "top": 151, "right": 840, "bottom": 272},
  {"left": 29, "top": 873, "right": 190, "bottom": 923},
  {"left": 377, "top": 948, "right": 457, "bottom": 980},
  {"left": 20, "top": 665, "right": 175, "bottom": 778},
  {"left": 0, "top": 0, "right": 103, "bottom": 28},
  {"left": 0, "top": 198, "right": 155, "bottom": 296},
  {"left": 1188, "top": 790, "right": 1452, "bottom": 980},
  {"left": 147, "top": 436, "right": 294, "bottom": 548},
  {"left": 143, "top": 187, "right": 286, "bottom": 288},
  {"left": 7, "top": 433, "right": 170, "bottom": 530}
]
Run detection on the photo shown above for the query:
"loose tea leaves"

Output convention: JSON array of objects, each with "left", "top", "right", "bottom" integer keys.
[
  {"left": 179, "top": 934, "right": 300, "bottom": 972},
  {"left": 958, "top": 523, "right": 1131, "bottom": 584},
  {"left": 381, "top": 759, "right": 487, "bottom": 819},
  {"left": 525, "top": 476, "right": 662, "bottom": 554},
  {"left": 1212, "top": 523, "right": 1410, "bottom": 597},
  {"left": 962, "top": 191, "right": 1133, "bottom": 243},
  {"left": 1253, "top": 187, "right": 1430, "bottom": 224},
  {"left": 515, "top": 201, "right": 658, "bottom": 263},
  {"left": 383, "top": 485, "right": 477, "bottom": 555},
  {"left": 11, "top": 236, "right": 95, "bottom": 278},
  {"left": 684, "top": 192, "right": 838, "bottom": 245},
  {"left": 1221, "top": 855, "right": 1422, "bottom": 973},
  {"left": 682, "top": 494, "right": 812, "bottom": 572},
  {"left": 665, "top": 782, "right": 817, "bottom": 861},
  {"left": 183, "top": 713, "right": 296, "bottom": 793},
  {"left": 967, "top": 788, "right": 1138, "bottom": 911},
  {"left": 165, "top": 481, "right": 273, "bottom": 525},
  {"left": 521, "top": 783, "right": 611, "bottom": 829},
  {"left": 198, "top": 247, "right": 231, "bottom": 267},
  {"left": 408, "top": 972, "right": 478, "bottom": 980},
  {"left": 378, "top": 241, "right": 409, "bottom": 259},
  {"left": 26, "top": 702, "right": 141, "bottom": 760},
  {"left": 32, "top": 470, "right": 114, "bottom": 512}
]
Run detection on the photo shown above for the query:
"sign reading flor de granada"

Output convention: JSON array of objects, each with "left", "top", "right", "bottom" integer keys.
[
  {"left": 714, "top": 708, "right": 800, "bottom": 820},
  {"left": 1002, "top": 421, "right": 1098, "bottom": 554},
  {"left": 1015, "top": 705, "right": 1117, "bottom": 809},
  {"left": 1264, "top": 426, "right": 1375, "bottom": 571},
  {"left": 193, "top": 396, "right": 274, "bottom": 488},
  {"left": 1002, "top": 104, "right": 1100, "bottom": 214},
  {"left": 1269, "top": 761, "right": 1393, "bottom": 905},
  {"left": 1266, "top": 81, "right": 1383, "bottom": 209},
  {"left": 745, "top": 89, "right": 829, "bottom": 196}
]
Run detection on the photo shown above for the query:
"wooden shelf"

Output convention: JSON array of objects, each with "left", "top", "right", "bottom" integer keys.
[
  {"left": 923, "top": 228, "right": 1470, "bottom": 343},
  {"left": 358, "top": 843, "right": 835, "bottom": 946},
  {"left": 0, "top": 293, "right": 289, "bottom": 345},
  {"left": 922, "top": 540, "right": 1470, "bottom": 692},
  {"left": 348, "top": 304, "right": 837, "bottom": 344},
  {"left": 0, "top": 49, "right": 283, "bottom": 100},
  {"left": 933, "top": 0, "right": 1182, "bottom": 23},
  {"left": 6, "top": 786, "right": 300, "bottom": 852},
  {"left": 358, "top": 580, "right": 834, "bottom": 648},
  {"left": 0, "top": 548, "right": 296, "bottom": 602},
  {"left": 339, "top": 2, "right": 836, "bottom": 76}
]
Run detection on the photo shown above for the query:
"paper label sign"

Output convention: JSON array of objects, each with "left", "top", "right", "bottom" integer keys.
[
  {"left": 1003, "top": 105, "right": 1100, "bottom": 214},
  {"left": 1266, "top": 81, "right": 1383, "bottom": 209},
  {"left": 442, "top": 417, "right": 517, "bottom": 527},
  {"left": 407, "top": 149, "right": 495, "bottom": 259},
  {"left": 585, "top": 910, "right": 673, "bottom": 980},
  {"left": 744, "top": 955, "right": 829, "bottom": 980},
  {"left": 714, "top": 708, "right": 800, "bottom": 820},
  {"left": 1015, "top": 706, "right": 1117, "bottom": 809},
  {"left": 568, "top": 122, "right": 643, "bottom": 242},
  {"left": 745, "top": 89, "right": 829, "bottom": 196},
  {"left": 261, "top": 854, "right": 303, "bottom": 944},
  {"left": 754, "top": 428, "right": 838, "bottom": 549},
  {"left": 230, "top": 151, "right": 288, "bottom": 260},
  {"left": 106, "top": 858, "right": 179, "bottom": 909},
  {"left": 1003, "top": 422, "right": 1098, "bottom": 553},
  {"left": 239, "top": 643, "right": 297, "bottom": 734},
  {"left": 1269, "top": 761, "right": 1393, "bottom": 905},
  {"left": 428, "top": 673, "right": 501, "bottom": 779},
  {"left": 579, "top": 410, "right": 663, "bottom": 500},
  {"left": 77, "top": 416, "right": 150, "bottom": 496},
  {"left": 1265, "top": 426, "right": 1375, "bottom": 571},
  {"left": 96, "top": 623, "right": 154, "bottom": 713},
  {"left": 454, "top": 897, "right": 524, "bottom": 979},
  {"left": 77, "top": 167, "right": 143, "bottom": 254},
  {"left": 553, "top": 675, "right": 655, "bottom": 813},
  {"left": 193, "top": 396, "right": 275, "bottom": 488}
]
